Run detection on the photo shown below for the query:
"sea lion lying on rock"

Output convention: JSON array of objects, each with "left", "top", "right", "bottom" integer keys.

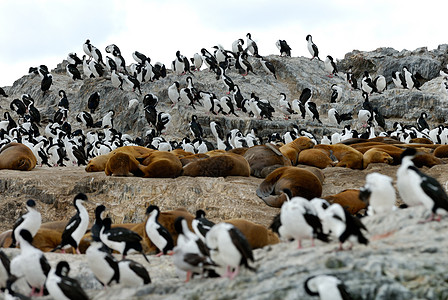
[
  {"left": 244, "top": 144, "right": 291, "bottom": 178},
  {"left": 183, "top": 152, "right": 250, "bottom": 177},
  {"left": 256, "top": 166, "right": 324, "bottom": 208},
  {"left": 0, "top": 142, "right": 37, "bottom": 171}
]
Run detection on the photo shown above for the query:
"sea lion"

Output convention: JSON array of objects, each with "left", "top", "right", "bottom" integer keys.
[
  {"left": 225, "top": 218, "right": 279, "bottom": 249},
  {"left": 179, "top": 153, "right": 209, "bottom": 166},
  {"left": 323, "top": 189, "right": 367, "bottom": 215},
  {"left": 298, "top": 148, "right": 337, "bottom": 169},
  {"left": 279, "top": 136, "right": 315, "bottom": 165},
  {"left": 0, "top": 142, "right": 37, "bottom": 171},
  {"left": 85, "top": 145, "right": 154, "bottom": 172},
  {"left": 362, "top": 148, "right": 394, "bottom": 169},
  {"left": 434, "top": 145, "right": 448, "bottom": 158},
  {"left": 183, "top": 152, "right": 250, "bottom": 177},
  {"left": 138, "top": 151, "right": 183, "bottom": 178},
  {"left": 314, "top": 144, "right": 364, "bottom": 169},
  {"left": 105, "top": 152, "right": 143, "bottom": 176},
  {"left": 243, "top": 144, "right": 291, "bottom": 178},
  {"left": 256, "top": 166, "right": 323, "bottom": 208}
]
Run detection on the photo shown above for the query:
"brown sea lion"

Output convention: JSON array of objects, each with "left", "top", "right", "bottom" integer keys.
[
  {"left": 183, "top": 152, "right": 250, "bottom": 177},
  {"left": 105, "top": 152, "right": 142, "bottom": 176},
  {"left": 243, "top": 144, "right": 291, "bottom": 178},
  {"left": 256, "top": 166, "right": 323, "bottom": 208},
  {"left": 362, "top": 148, "right": 394, "bottom": 169},
  {"left": 225, "top": 218, "right": 279, "bottom": 249},
  {"left": 85, "top": 146, "right": 154, "bottom": 172},
  {"left": 314, "top": 144, "right": 364, "bottom": 169},
  {"left": 298, "top": 148, "right": 337, "bottom": 169},
  {"left": 279, "top": 136, "right": 315, "bottom": 165},
  {"left": 323, "top": 189, "right": 367, "bottom": 215},
  {"left": 138, "top": 151, "right": 183, "bottom": 178},
  {"left": 434, "top": 145, "right": 448, "bottom": 158},
  {"left": 0, "top": 142, "right": 36, "bottom": 171}
]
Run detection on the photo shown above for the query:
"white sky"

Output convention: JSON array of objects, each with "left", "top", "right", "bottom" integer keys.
[{"left": 0, "top": 0, "right": 446, "bottom": 87}]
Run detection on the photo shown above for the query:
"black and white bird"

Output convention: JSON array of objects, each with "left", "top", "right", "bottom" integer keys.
[
  {"left": 359, "top": 172, "right": 396, "bottom": 215},
  {"left": 361, "top": 71, "right": 377, "bottom": 94},
  {"left": 328, "top": 108, "right": 342, "bottom": 126},
  {"left": 87, "top": 92, "right": 100, "bottom": 114},
  {"left": 145, "top": 205, "right": 174, "bottom": 256},
  {"left": 10, "top": 98, "right": 27, "bottom": 117},
  {"left": 323, "top": 203, "right": 369, "bottom": 250},
  {"left": 245, "top": 33, "right": 258, "bottom": 56},
  {"left": 168, "top": 82, "right": 180, "bottom": 106},
  {"left": 373, "top": 75, "right": 386, "bottom": 93},
  {"left": 86, "top": 237, "right": 120, "bottom": 288},
  {"left": 11, "top": 199, "right": 41, "bottom": 248},
  {"left": 205, "top": 222, "right": 255, "bottom": 279},
  {"left": 392, "top": 70, "right": 407, "bottom": 89},
  {"left": 220, "top": 96, "right": 238, "bottom": 116},
  {"left": 306, "top": 35, "right": 320, "bottom": 61},
  {"left": 45, "top": 261, "right": 89, "bottom": 300},
  {"left": 10, "top": 229, "right": 51, "bottom": 297},
  {"left": 100, "top": 217, "right": 149, "bottom": 262},
  {"left": 173, "top": 217, "right": 212, "bottom": 282},
  {"left": 305, "top": 102, "right": 322, "bottom": 123},
  {"left": 256, "top": 55, "right": 277, "bottom": 79},
  {"left": 51, "top": 193, "right": 89, "bottom": 254},
  {"left": 118, "top": 259, "right": 151, "bottom": 287},
  {"left": 232, "top": 38, "right": 245, "bottom": 55},
  {"left": 192, "top": 209, "right": 215, "bottom": 241},
  {"left": 324, "top": 55, "right": 338, "bottom": 77},
  {"left": 396, "top": 148, "right": 448, "bottom": 222},
  {"left": 299, "top": 88, "right": 312, "bottom": 104},
  {"left": 278, "top": 192, "right": 329, "bottom": 249},
  {"left": 330, "top": 84, "right": 342, "bottom": 103},
  {"left": 417, "top": 112, "right": 430, "bottom": 132},
  {"left": 58, "top": 90, "right": 69, "bottom": 110},
  {"left": 67, "top": 52, "right": 82, "bottom": 66},
  {"left": 217, "top": 66, "right": 235, "bottom": 94},
  {"left": 189, "top": 115, "right": 203, "bottom": 139},
  {"left": 403, "top": 66, "right": 421, "bottom": 90},
  {"left": 66, "top": 63, "right": 82, "bottom": 80},
  {"left": 101, "top": 110, "right": 114, "bottom": 128},
  {"left": 41, "top": 73, "right": 53, "bottom": 95},
  {"left": 278, "top": 93, "right": 294, "bottom": 119},
  {"left": 275, "top": 40, "right": 292, "bottom": 57},
  {"left": 155, "top": 112, "right": 172, "bottom": 135},
  {"left": 191, "top": 53, "right": 203, "bottom": 71},
  {"left": 76, "top": 111, "right": 94, "bottom": 128},
  {"left": 304, "top": 274, "right": 353, "bottom": 300},
  {"left": 0, "top": 250, "right": 10, "bottom": 291},
  {"left": 91, "top": 204, "right": 106, "bottom": 240},
  {"left": 346, "top": 66, "right": 358, "bottom": 90}
]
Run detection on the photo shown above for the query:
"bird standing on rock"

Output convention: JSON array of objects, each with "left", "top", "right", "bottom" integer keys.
[{"left": 396, "top": 148, "right": 448, "bottom": 222}]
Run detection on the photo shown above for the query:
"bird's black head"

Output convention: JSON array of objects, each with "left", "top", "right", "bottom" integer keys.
[
  {"left": 358, "top": 187, "right": 372, "bottom": 203},
  {"left": 102, "top": 217, "right": 112, "bottom": 230},
  {"left": 306, "top": 34, "right": 312, "bottom": 41},
  {"left": 95, "top": 204, "right": 106, "bottom": 217},
  {"left": 174, "top": 217, "right": 185, "bottom": 234},
  {"left": 400, "top": 147, "right": 417, "bottom": 161},
  {"left": 56, "top": 261, "right": 71, "bottom": 277},
  {"left": 74, "top": 193, "right": 88, "bottom": 205},
  {"left": 26, "top": 199, "right": 36, "bottom": 208},
  {"left": 146, "top": 205, "right": 160, "bottom": 215},
  {"left": 19, "top": 229, "right": 33, "bottom": 244},
  {"left": 195, "top": 209, "right": 206, "bottom": 219}
]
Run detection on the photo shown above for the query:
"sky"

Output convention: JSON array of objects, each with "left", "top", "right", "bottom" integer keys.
[{"left": 0, "top": 0, "right": 446, "bottom": 87}]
